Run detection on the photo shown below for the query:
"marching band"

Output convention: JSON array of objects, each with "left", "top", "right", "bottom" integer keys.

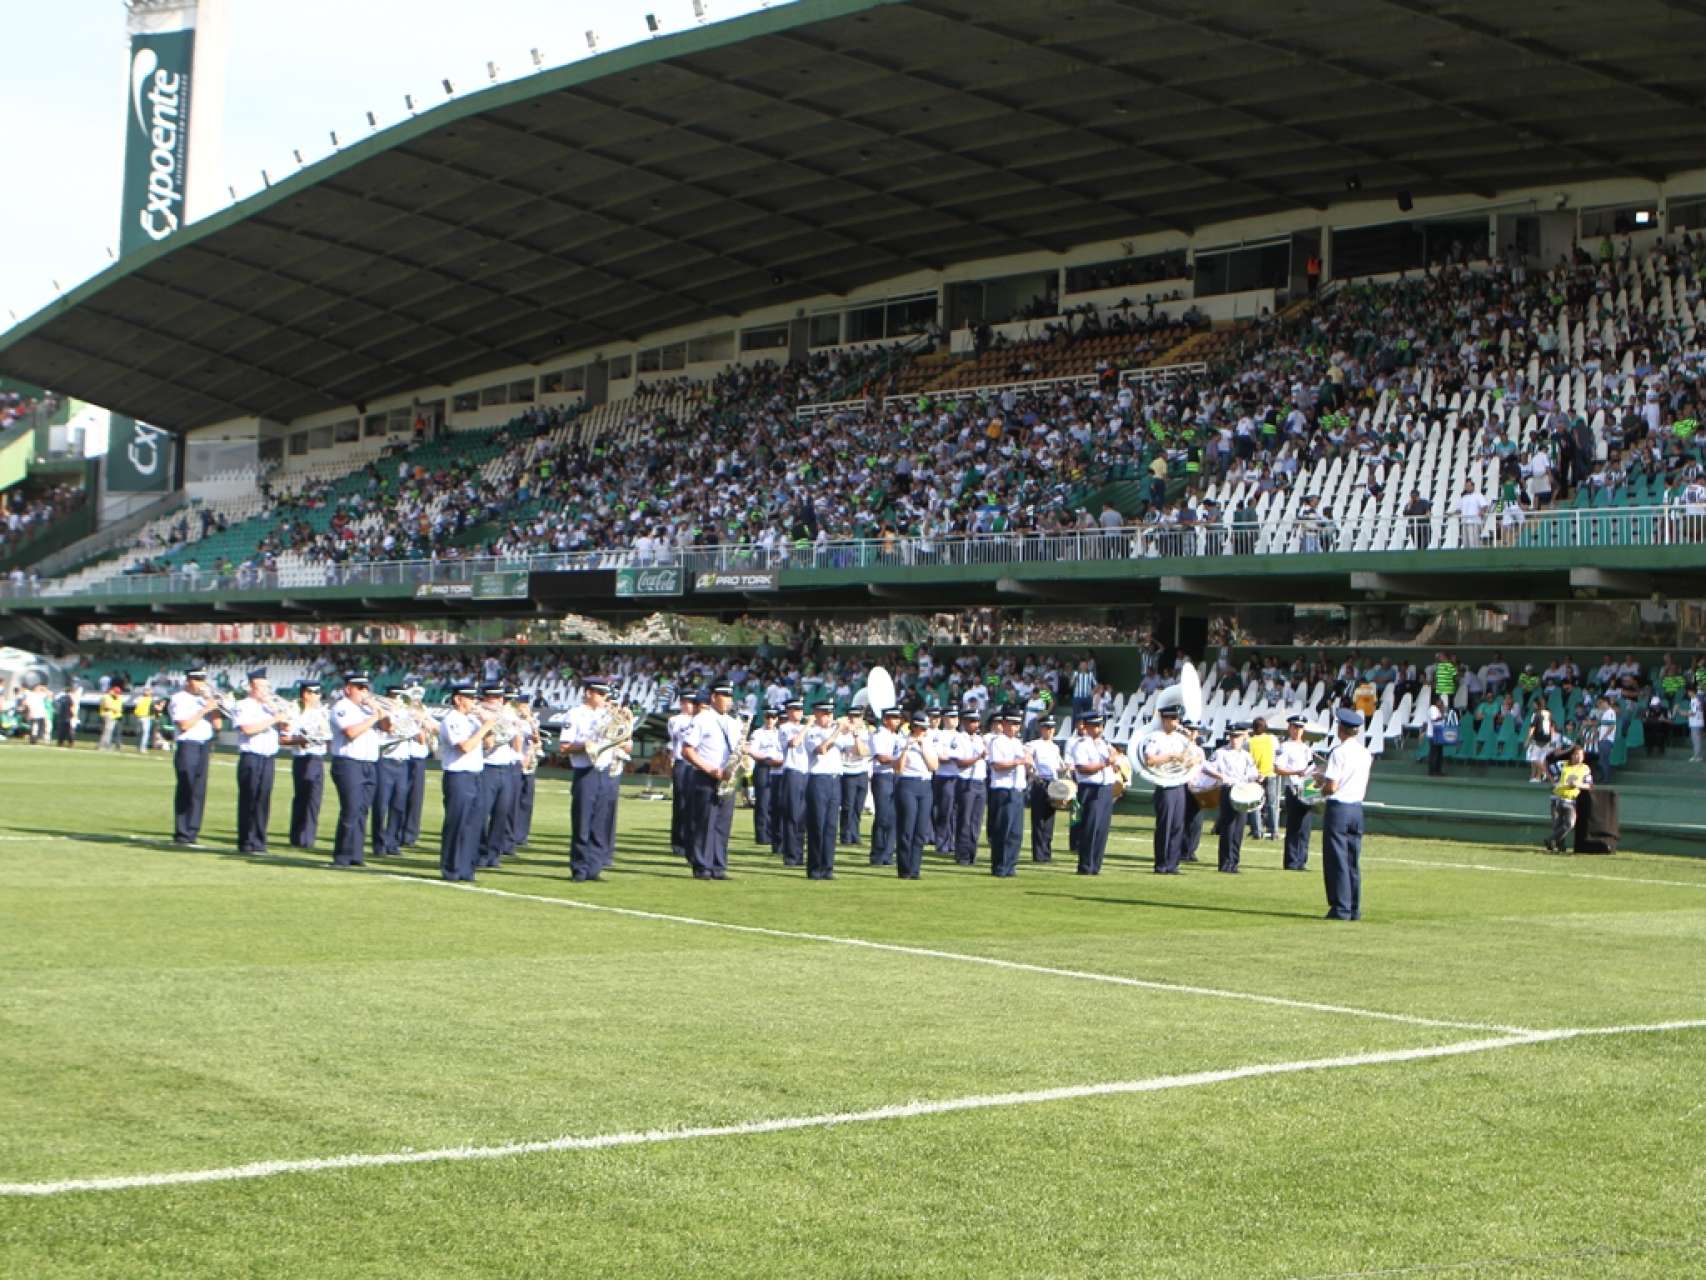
[{"left": 152, "top": 665, "right": 1375, "bottom": 920}]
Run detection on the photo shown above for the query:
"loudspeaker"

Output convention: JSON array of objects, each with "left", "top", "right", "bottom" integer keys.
[
  {"left": 1574, "top": 788, "right": 1620, "bottom": 854},
  {"left": 1397, "top": 190, "right": 1414, "bottom": 212}
]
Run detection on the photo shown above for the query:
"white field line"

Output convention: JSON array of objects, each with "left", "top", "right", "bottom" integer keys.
[
  {"left": 3, "top": 1019, "right": 1700, "bottom": 1199},
  {"left": 1372, "top": 855, "right": 1706, "bottom": 891},
  {"left": 396, "top": 877, "right": 1526, "bottom": 1034}
]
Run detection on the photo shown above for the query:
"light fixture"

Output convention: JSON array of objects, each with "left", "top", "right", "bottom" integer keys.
[
  {"left": 365, "top": 111, "right": 377, "bottom": 127},
  {"left": 693, "top": 0, "right": 707, "bottom": 18},
  {"left": 1636, "top": 209, "right": 1652, "bottom": 225},
  {"left": 329, "top": 130, "right": 339, "bottom": 147},
  {"left": 586, "top": 30, "right": 598, "bottom": 49},
  {"left": 645, "top": 13, "right": 659, "bottom": 32},
  {"left": 1428, "top": 52, "right": 1445, "bottom": 68},
  {"left": 487, "top": 61, "right": 498, "bottom": 81},
  {"left": 530, "top": 48, "right": 543, "bottom": 68},
  {"left": 228, "top": 184, "right": 237, "bottom": 199},
  {"left": 442, "top": 78, "right": 454, "bottom": 95},
  {"left": 262, "top": 169, "right": 271, "bottom": 186},
  {"left": 405, "top": 93, "right": 416, "bottom": 112},
  {"left": 293, "top": 148, "right": 304, "bottom": 163},
  {"left": 1345, "top": 173, "right": 1362, "bottom": 192}
]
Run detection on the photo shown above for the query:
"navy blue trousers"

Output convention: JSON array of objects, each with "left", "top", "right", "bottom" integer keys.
[
  {"left": 1028, "top": 780, "right": 1056, "bottom": 861},
  {"left": 1321, "top": 801, "right": 1364, "bottom": 920},
  {"left": 173, "top": 740, "right": 211, "bottom": 844},
  {"left": 1282, "top": 789, "right": 1313, "bottom": 869},
  {"left": 235, "top": 752, "right": 275, "bottom": 853},
  {"left": 839, "top": 773, "right": 868, "bottom": 844},
  {"left": 671, "top": 760, "right": 693, "bottom": 861},
  {"left": 401, "top": 757, "right": 428, "bottom": 847},
  {"left": 1184, "top": 794, "right": 1207, "bottom": 861},
  {"left": 894, "top": 778, "right": 930, "bottom": 877},
  {"left": 479, "top": 763, "right": 519, "bottom": 867},
  {"left": 1215, "top": 786, "right": 1245, "bottom": 872},
  {"left": 805, "top": 773, "right": 840, "bottom": 878},
  {"left": 956, "top": 777, "right": 986, "bottom": 864},
  {"left": 751, "top": 764, "right": 773, "bottom": 845},
  {"left": 290, "top": 753, "right": 324, "bottom": 849},
  {"left": 330, "top": 758, "right": 376, "bottom": 866},
  {"left": 777, "top": 770, "right": 807, "bottom": 865},
  {"left": 988, "top": 787, "right": 1023, "bottom": 875},
  {"left": 372, "top": 757, "right": 407, "bottom": 856},
  {"left": 439, "top": 770, "right": 482, "bottom": 881},
  {"left": 868, "top": 772, "right": 897, "bottom": 864},
  {"left": 684, "top": 774, "right": 733, "bottom": 877},
  {"left": 571, "top": 766, "right": 616, "bottom": 879},
  {"left": 514, "top": 771, "right": 536, "bottom": 847},
  {"left": 1078, "top": 782, "right": 1113, "bottom": 874},
  {"left": 931, "top": 775, "right": 958, "bottom": 852},
  {"left": 1151, "top": 784, "right": 1186, "bottom": 873}
]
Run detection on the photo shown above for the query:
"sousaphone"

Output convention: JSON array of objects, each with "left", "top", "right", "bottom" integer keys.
[{"left": 1131, "top": 662, "right": 1205, "bottom": 788}]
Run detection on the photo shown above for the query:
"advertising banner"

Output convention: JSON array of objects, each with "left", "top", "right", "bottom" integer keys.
[
  {"left": 104, "top": 417, "right": 175, "bottom": 492},
  {"left": 615, "top": 566, "right": 684, "bottom": 598},
  {"left": 695, "top": 568, "right": 780, "bottom": 592}
]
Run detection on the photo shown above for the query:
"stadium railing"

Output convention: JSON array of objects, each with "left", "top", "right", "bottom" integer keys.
[
  {"left": 2, "top": 503, "right": 1702, "bottom": 603},
  {"left": 793, "top": 359, "right": 1210, "bottom": 421}
]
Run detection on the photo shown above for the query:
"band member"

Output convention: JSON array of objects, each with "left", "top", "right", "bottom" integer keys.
[
  {"left": 893, "top": 711, "right": 939, "bottom": 879},
  {"left": 1183, "top": 721, "right": 1215, "bottom": 863},
  {"left": 932, "top": 707, "right": 963, "bottom": 856},
  {"left": 1203, "top": 723, "right": 1258, "bottom": 874},
  {"left": 955, "top": 710, "right": 988, "bottom": 866},
  {"left": 1545, "top": 743, "right": 1592, "bottom": 853},
  {"left": 804, "top": 704, "right": 860, "bottom": 879},
  {"left": 437, "top": 685, "right": 494, "bottom": 882},
  {"left": 1274, "top": 714, "right": 1316, "bottom": 871},
  {"left": 748, "top": 707, "right": 782, "bottom": 846},
  {"left": 1141, "top": 706, "right": 1191, "bottom": 874},
  {"left": 285, "top": 681, "right": 328, "bottom": 849},
  {"left": 681, "top": 685, "right": 741, "bottom": 879},
  {"left": 1070, "top": 712, "right": 1116, "bottom": 875},
  {"left": 233, "top": 668, "right": 289, "bottom": 855},
  {"left": 667, "top": 693, "right": 699, "bottom": 862},
  {"left": 475, "top": 686, "right": 522, "bottom": 869},
  {"left": 169, "top": 668, "right": 223, "bottom": 846},
  {"left": 373, "top": 694, "right": 416, "bottom": 859},
  {"left": 396, "top": 683, "right": 432, "bottom": 849},
  {"left": 512, "top": 694, "right": 540, "bottom": 848},
  {"left": 1027, "top": 715, "right": 1063, "bottom": 862},
  {"left": 775, "top": 699, "right": 808, "bottom": 866},
  {"left": 839, "top": 711, "right": 874, "bottom": 847},
  {"left": 559, "top": 679, "right": 625, "bottom": 882},
  {"left": 867, "top": 706, "right": 904, "bottom": 865},
  {"left": 986, "top": 710, "right": 1030, "bottom": 876},
  {"left": 1317, "top": 708, "right": 1373, "bottom": 921},
  {"left": 329, "top": 673, "right": 386, "bottom": 867}
]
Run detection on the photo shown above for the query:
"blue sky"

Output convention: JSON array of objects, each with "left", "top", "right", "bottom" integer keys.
[{"left": 0, "top": 0, "right": 783, "bottom": 325}]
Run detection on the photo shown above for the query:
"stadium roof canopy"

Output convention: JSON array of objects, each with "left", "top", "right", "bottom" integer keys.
[{"left": 7, "top": 0, "right": 1706, "bottom": 430}]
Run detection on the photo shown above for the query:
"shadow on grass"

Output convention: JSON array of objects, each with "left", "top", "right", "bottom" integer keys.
[{"left": 1028, "top": 889, "right": 1320, "bottom": 921}]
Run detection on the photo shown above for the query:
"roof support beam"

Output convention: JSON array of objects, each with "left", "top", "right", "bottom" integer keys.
[
  {"left": 1350, "top": 571, "right": 1441, "bottom": 598},
  {"left": 1569, "top": 567, "right": 1656, "bottom": 596},
  {"left": 1160, "top": 575, "right": 1305, "bottom": 603}
]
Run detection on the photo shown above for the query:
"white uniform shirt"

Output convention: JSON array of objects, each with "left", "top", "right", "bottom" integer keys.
[
  {"left": 869, "top": 727, "right": 903, "bottom": 776},
  {"left": 1323, "top": 737, "right": 1372, "bottom": 805},
  {"left": 964, "top": 732, "right": 989, "bottom": 782},
  {"left": 686, "top": 708, "right": 738, "bottom": 773},
  {"left": 1207, "top": 745, "right": 1258, "bottom": 786},
  {"left": 805, "top": 722, "right": 852, "bottom": 775},
  {"left": 409, "top": 722, "right": 432, "bottom": 761},
  {"left": 780, "top": 720, "right": 809, "bottom": 773},
  {"left": 897, "top": 733, "right": 934, "bottom": 779},
  {"left": 1069, "top": 735, "right": 1116, "bottom": 785},
  {"left": 842, "top": 729, "right": 873, "bottom": 776},
  {"left": 439, "top": 711, "right": 484, "bottom": 773},
  {"left": 235, "top": 696, "right": 280, "bottom": 757},
  {"left": 667, "top": 712, "right": 694, "bottom": 764},
  {"left": 1274, "top": 738, "right": 1314, "bottom": 783},
  {"left": 331, "top": 695, "right": 381, "bottom": 762},
  {"left": 933, "top": 729, "right": 965, "bottom": 778},
  {"left": 559, "top": 704, "right": 604, "bottom": 768},
  {"left": 989, "top": 734, "right": 1027, "bottom": 790},
  {"left": 169, "top": 689, "right": 216, "bottom": 743},
  {"left": 1028, "top": 737, "right": 1063, "bottom": 782},
  {"left": 292, "top": 705, "right": 330, "bottom": 758},
  {"left": 483, "top": 705, "right": 521, "bottom": 766},
  {"left": 747, "top": 725, "right": 783, "bottom": 768}
]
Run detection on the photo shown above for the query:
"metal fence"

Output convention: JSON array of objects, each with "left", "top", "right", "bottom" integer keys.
[{"left": 3, "top": 503, "right": 1702, "bottom": 604}]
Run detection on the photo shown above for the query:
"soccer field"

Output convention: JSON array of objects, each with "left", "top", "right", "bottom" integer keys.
[{"left": 1, "top": 749, "right": 1702, "bottom": 1279}]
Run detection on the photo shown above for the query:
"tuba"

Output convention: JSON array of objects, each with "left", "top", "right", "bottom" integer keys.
[{"left": 1130, "top": 662, "right": 1206, "bottom": 788}]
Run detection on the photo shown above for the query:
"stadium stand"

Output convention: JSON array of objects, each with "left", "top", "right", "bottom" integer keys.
[{"left": 0, "top": 481, "right": 86, "bottom": 560}]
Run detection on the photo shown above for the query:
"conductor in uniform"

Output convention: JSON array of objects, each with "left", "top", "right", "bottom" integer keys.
[
  {"left": 169, "top": 668, "right": 223, "bottom": 846},
  {"left": 328, "top": 673, "right": 387, "bottom": 867},
  {"left": 233, "top": 668, "right": 290, "bottom": 855},
  {"left": 1273, "top": 714, "right": 1316, "bottom": 870},
  {"left": 1317, "top": 708, "right": 1373, "bottom": 920}
]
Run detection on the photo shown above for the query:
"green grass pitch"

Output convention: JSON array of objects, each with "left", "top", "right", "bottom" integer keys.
[{"left": 1, "top": 747, "right": 1702, "bottom": 1278}]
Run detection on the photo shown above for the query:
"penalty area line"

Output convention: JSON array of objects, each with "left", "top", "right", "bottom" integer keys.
[
  {"left": 4, "top": 1021, "right": 1700, "bottom": 1198},
  {"left": 393, "top": 876, "right": 1526, "bottom": 1034}
]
